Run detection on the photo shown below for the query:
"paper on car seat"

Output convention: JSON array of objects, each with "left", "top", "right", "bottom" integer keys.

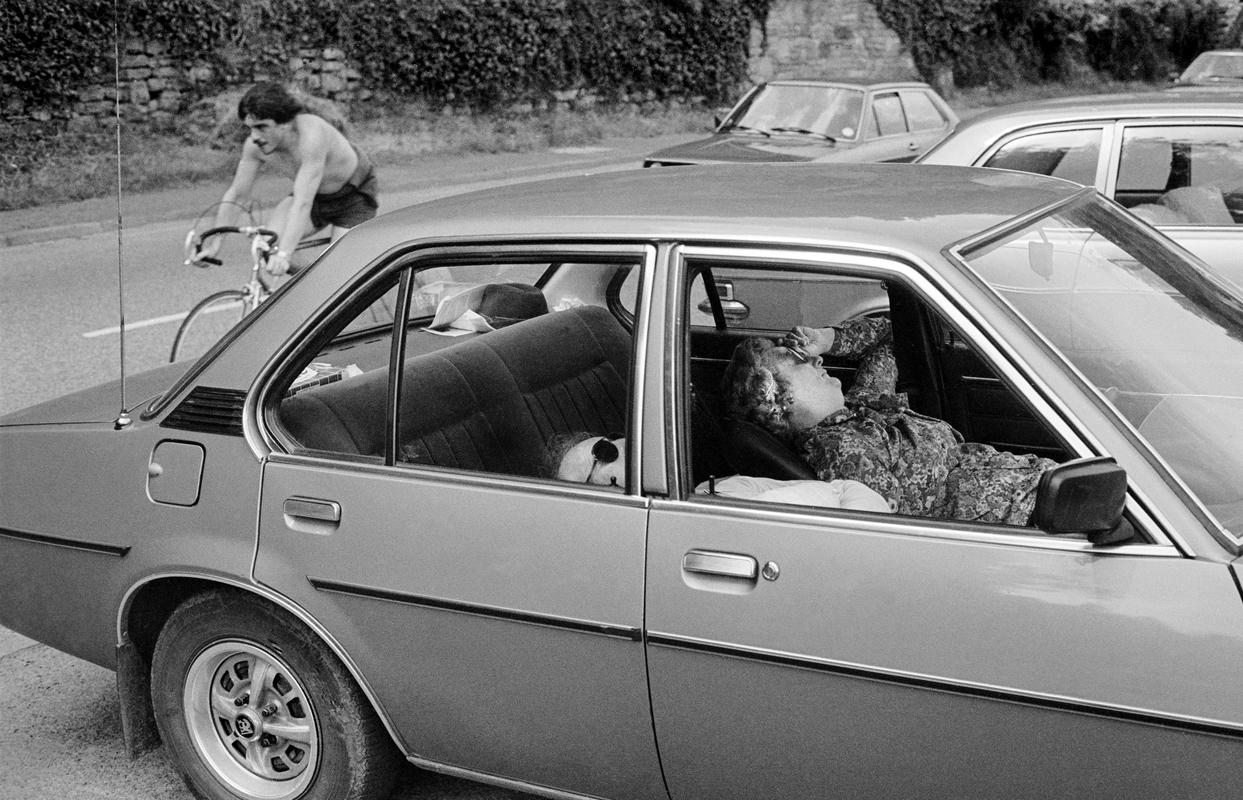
[{"left": 425, "top": 283, "right": 497, "bottom": 336}]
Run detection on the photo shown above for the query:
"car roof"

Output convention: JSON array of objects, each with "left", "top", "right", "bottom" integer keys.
[
  {"left": 356, "top": 163, "right": 1084, "bottom": 260},
  {"left": 949, "top": 88, "right": 1243, "bottom": 132},
  {"left": 764, "top": 79, "right": 933, "bottom": 91}
]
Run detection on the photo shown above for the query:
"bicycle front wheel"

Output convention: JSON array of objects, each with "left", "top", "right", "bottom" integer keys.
[{"left": 169, "top": 289, "right": 249, "bottom": 363}]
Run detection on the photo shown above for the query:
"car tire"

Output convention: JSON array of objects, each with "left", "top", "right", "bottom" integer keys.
[{"left": 150, "top": 589, "right": 401, "bottom": 800}]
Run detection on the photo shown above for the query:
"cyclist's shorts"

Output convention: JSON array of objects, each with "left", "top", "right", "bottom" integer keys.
[{"left": 311, "top": 171, "right": 378, "bottom": 229}]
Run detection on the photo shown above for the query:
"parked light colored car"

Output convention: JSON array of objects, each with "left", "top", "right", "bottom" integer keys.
[
  {"left": 5, "top": 163, "right": 1243, "bottom": 800},
  {"left": 1173, "top": 49, "right": 1243, "bottom": 86},
  {"left": 643, "top": 80, "right": 957, "bottom": 167},
  {"left": 918, "top": 89, "right": 1243, "bottom": 285}
]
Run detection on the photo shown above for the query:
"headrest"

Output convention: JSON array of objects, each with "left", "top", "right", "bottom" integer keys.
[
  {"left": 478, "top": 282, "right": 548, "bottom": 328},
  {"left": 720, "top": 417, "right": 816, "bottom": 481}
]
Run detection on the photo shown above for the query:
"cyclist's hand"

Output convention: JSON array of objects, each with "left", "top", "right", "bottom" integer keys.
[
  {"left": 188, "top": 238, "right": 222, "bottom": 267},
  {"left": 264, "top": 249, "right": 292, "bottom": 277}
]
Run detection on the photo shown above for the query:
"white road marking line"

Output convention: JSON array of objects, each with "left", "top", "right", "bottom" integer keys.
[{"left": 81, "top": 299, "right": 242, "bottom": 338}]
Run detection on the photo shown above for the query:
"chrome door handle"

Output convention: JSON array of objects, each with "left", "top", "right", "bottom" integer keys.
[
  {"left": 283, "top": 497, "right": 341, "bottom": 523},
  {"left": 682, "top": 550, "right": 757, "bottom": 579}
]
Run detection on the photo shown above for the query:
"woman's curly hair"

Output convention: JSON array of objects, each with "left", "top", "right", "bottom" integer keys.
[{"left": 720, "top": 338, "right": 800, "bottom": 438}]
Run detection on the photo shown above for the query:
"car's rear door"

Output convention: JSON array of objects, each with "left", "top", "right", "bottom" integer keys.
[
  {"left": 252, "top": 249, "right": 665, "bottom": 799},
  {"left": 644, "top": 246, "right": 1243, "bottom": 799}
]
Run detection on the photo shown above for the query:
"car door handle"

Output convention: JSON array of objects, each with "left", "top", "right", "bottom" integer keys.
[
  {"left": 682, "top": 549, "right": 757, "bottom": 579},
  {"left": 283, "top": 497, "right": 341, "bottom": 523}
]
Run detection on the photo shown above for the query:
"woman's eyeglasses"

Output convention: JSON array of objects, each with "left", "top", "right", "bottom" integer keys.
[{"left": 585, "top": 433, "right": 623, "bottom": 486}]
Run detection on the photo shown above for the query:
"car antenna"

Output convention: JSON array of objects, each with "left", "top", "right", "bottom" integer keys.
[{"left": 109, "top": 1, "right": 131, "bottom": 431}]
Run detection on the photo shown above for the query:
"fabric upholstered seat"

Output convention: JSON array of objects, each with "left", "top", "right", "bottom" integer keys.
[{"left": 280, "top": 305, "right": 630, "bottom": 477}]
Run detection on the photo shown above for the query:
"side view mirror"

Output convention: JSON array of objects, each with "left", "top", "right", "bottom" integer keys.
[{"left": 1030, "top": 456, "right": 1130, "bottom": 545}]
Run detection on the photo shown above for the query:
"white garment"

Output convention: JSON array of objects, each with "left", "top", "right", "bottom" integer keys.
[{"left": 694, "top": 475, "right": 892, "bottom": 513}]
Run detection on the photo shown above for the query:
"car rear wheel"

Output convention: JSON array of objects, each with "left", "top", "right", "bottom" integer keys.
[{"left": 151, "top": 590, "right": 401, "bottom": 800}]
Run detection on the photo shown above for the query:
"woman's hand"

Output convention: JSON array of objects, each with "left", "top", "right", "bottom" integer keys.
[{"left": 782, "top": 325, "right": 836, "bottom": 358}]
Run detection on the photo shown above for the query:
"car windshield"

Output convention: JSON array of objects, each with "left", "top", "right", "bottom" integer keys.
[
  {"left": 1179, "top": 52, "right": 1243, "bottom": 83},
  {"left": 962, "top": 196, "right": 1243, "bottom": 537},
  {"left": 724, "top": 84, "right": 864, "bottom": 140}
]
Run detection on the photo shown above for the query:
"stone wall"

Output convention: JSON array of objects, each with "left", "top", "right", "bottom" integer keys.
[
  {"left": 64, "top": 39, "right": 366, "bottom": 132},
  {"left": 56, "top": 4, "right": 914, "bottom": 131},
  {"left": 749, "top": 0, "right": 919, "bottom": 85}
]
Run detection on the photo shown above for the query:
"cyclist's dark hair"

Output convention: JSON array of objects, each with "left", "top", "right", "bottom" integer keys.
[{"left": 237, "top": 82, "right": 303, "bottom": 124}]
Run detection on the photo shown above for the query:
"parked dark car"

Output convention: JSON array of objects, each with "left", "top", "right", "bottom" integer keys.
[
  {"left": 643, "top": 80, "right": 957, "bottom": 167},
  {"left": 5, "top": 164, "right": 1243, "bottom": 800},
  {"left": 917, "top": 89, "right": 1243, "bottom": 284}
]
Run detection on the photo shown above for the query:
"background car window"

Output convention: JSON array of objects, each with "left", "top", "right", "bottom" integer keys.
[
  {"left": 1116, "top": 125, "right": 1243, "bottom": 223},
  {"left": 870, "top": 93, "right": 908, "bottom": 137},
  {"left": 688, "top": 269, "right": 888, "bottom": 331},
  {"left": 981, "top": 128, "right": 1101, "bottom": 186},
  {"left": 728, "top": 84, "right": 865, "bottom": 138},
  {"left": 901, "top": 90, "right": 947, "bottom": 132}
]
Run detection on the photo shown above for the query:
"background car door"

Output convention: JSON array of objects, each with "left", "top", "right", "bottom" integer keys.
[{"left": 1107, "top": 121, "right": 1243, "bottom": 287}]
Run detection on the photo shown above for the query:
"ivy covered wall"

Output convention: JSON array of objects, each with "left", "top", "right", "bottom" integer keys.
[{"left": 2, "top": 0, "right": 1239, "bottom": 137}]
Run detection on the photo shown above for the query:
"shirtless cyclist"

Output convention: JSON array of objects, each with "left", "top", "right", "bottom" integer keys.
[{"left": 197, "top": 82, "right": 378, "bottom": 276}]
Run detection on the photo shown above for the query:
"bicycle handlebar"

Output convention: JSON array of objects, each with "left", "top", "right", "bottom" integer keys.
[{"left": 184, "top": 225, "right": 280, "bottom": 268}]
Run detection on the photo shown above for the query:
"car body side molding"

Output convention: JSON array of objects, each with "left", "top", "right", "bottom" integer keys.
[
  {"left": 647, "top": 632, "right": 1243, "bottom": 739},
  {"left": 0, "top": 525, "right": 130, "bottom": 557},
  {"left": 307, "top": 577, "right": 644, "bottom": 641}
]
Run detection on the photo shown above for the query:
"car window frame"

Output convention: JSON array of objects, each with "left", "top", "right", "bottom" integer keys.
[
  {"left": 258, "top": 241, "right": 655, "bottom": 491},
  {"left": 971, "top": 122, "right": 1114, "bottom": 193},
  {"left": 899, "top": 88, "right": 950, "bottom": 132},
  {"left": 1103, "top": 120, "right": 1243, "bottom": 223},
  {"left": 661, "top": 242, "right": 1175, "bottom": 553},
  {"left": 867, "top": 91, "right": 909, "bottom": 139}
]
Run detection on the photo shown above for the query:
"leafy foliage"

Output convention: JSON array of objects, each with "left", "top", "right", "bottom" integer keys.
[
  {"left": 0, "top": 0, "right": 115, "bottom": 110},
  {"left": 872, "top": 0, "right": 1236, "bottom": 88},
  {"left": 3, "top": 0, "right": 764, "bottom": 118}
]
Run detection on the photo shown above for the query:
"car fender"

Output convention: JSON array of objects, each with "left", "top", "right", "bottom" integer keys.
[{"left": 115, "top": 570, "right": 409, "bottom": 760}]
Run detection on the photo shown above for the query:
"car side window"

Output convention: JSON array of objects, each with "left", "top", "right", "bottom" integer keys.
[
  {"left": 273, "top": 259, "right": 637, "bottom": 489},
  {"left": 1116, "top": 125, "right": 1243, "bottom": 224},
  {"left": 683, "top": 257, "right": 1075, "bottom": 532},
  {"left": 981, "top": 128, "right": 1101, "bottom": 186},
  {"left": 901, "top": 90, "right": 947, "bottom": 132},
  {"left": 870, "top": 93, "right": 907, "bottom": 137}
]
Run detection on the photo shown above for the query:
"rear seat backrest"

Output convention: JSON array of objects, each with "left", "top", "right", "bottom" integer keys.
[{"left": 280, "top": 304, "right": 631, "bottom": 477}]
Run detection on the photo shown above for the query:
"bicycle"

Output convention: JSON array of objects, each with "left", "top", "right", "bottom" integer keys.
[{"left": 169, "top": 204, "right": 332, "bottom": 362}]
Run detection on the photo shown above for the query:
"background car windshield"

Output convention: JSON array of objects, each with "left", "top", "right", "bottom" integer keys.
[
  {"left": 1180, "top": 52, "right": 1243, "bottom": 83},
  {"left": 963, "top": 199, "right": 1243, "bottom": 535},
  {"left": 727, "top": 85, "right": 864, "bottom": 140}
]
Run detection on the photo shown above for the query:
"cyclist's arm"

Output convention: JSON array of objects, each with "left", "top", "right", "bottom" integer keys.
[
  {"left": 194, "top": 142, "right": 264, "bottom": 263},
  {"left": 217, "top": 140, "right": 264, "bottom": 224},
  {"left": 269, "top": 123, "right": 330, "bottom": 275}
]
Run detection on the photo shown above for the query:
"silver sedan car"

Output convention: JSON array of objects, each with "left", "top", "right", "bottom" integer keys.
[
  {"left": 4, "top": 164, "right": 1243, "bottom": 800},
  {"left": 918, "top": 89, "right": 1243, "bottom": 286}
]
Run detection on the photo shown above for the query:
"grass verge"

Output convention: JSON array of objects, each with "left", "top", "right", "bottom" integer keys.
[{"left": 0, "top": 78, "right": 1162, "bottom": 212}]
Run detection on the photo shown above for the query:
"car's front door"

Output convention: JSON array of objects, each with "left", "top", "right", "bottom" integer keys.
[
  {"left": 1106, "top": 121, "right": 1243, "bottom": 288},
  {"left": 645, "top": 248, "right": 1243, "bottom": 799},
  {"left": 253, "top": 251, "right": 665, "bottom": 799}
]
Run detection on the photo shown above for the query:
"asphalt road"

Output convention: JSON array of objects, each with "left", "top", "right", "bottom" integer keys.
[{"left": 0, "top": 132, "right": 695, "bottom": 800}]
